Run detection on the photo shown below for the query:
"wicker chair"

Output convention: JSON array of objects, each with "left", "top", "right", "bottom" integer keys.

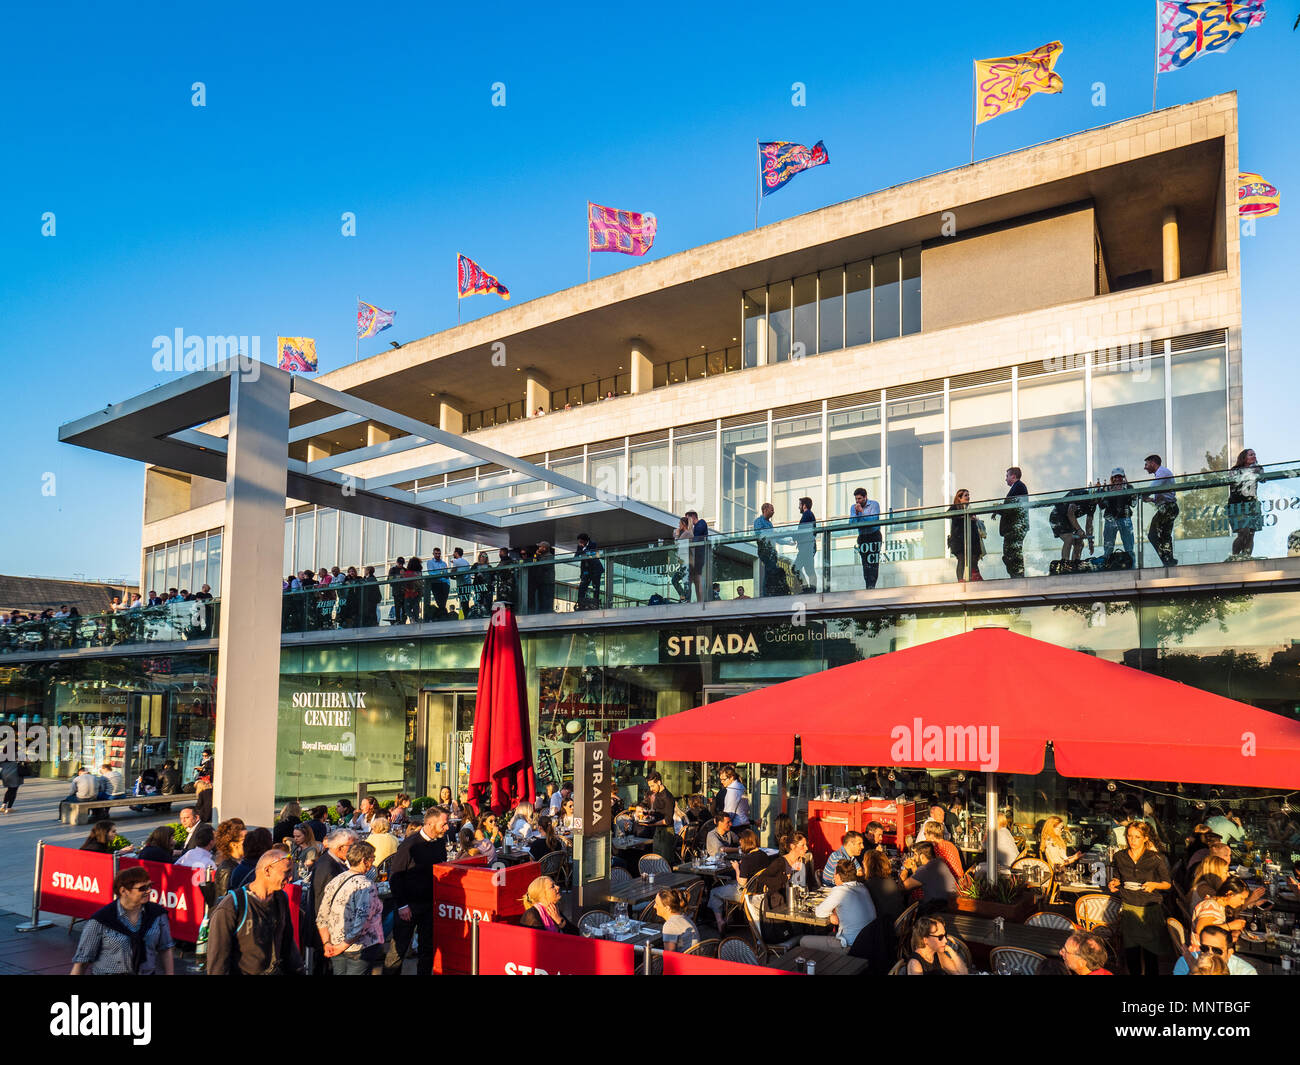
[
  {"left": 611, "top": 866, "right": 632, "bottom": 886},
  {"left": 1012, "top": 856, "right": 1053, "bottom": 887},
  {"left": 634, "top": 948, "right": 664, "bottom": 975},
  {"left": 577, "top": 910, "right": 613, "bottom": 936},
  {"left": 1026, "top": 911, "right": 1076, "bottom": 931},
  {"left": 718, "top": 935, "right": 762, "bottom": 966},
  {"left": 683, "top": 937, "right": 720, "bottom": 958},
  {"left": 887, "top": 958, "right": 906, "bottom": 975},
  {"left": 893, "top": 901, "right": 919, "bottom": 956},
  {"left": 745, "top": 894, "right": 799, "bottom": 961},
  {"left": 990, "top": 945, "right": 1047, "bottom": 975},
  {"left": 1075, "top": 893, "right": 1121, "bottom": 931},
  {"left": 639, "top": 853, "right": 672, "bottom": 877},
  {"left": 947, "top": 933, "right": 973, "bottom": 970},
  {"left": 1166, "top": 916, "right": 1186, "bottom": 955},
  {"left": 683, "top": 878, "right": 706, "bottom": 918},
  {"left": 538, "top": 850, "right": 569, "bottom": 887}
]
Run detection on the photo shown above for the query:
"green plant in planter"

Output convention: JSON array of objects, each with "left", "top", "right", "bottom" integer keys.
[
  {"left": 380, "top": 800, "right": 395, "bottom": 811},
  {"left": 110, "top": 834, "right": 133, "bottom": 851},
  {"left": 957, "top": 874, "right": 1029, "bottom": 905},
  {"left": 170, "top": 822, "right": 187, "bottom": 846}
]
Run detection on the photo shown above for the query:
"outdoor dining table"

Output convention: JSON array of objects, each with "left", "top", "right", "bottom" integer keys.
[
  {"left": 765, "top": 891, "right": 834, "bottom": 928},
  {"left": 612, "top": 834, "right": 653, "bottom": 851},
  {"left": 497, "top": 846, "right": 534, "bottom": 865},
  {"left": 591, "top": 919, "right": 663, "bottom": 947},
  {"left": 769, "top": 945, "right": 868, "bottom": 976},
  {"left": 942, "top": 911, "right": 1072, "bottom": 961},
  {"left": 675, "top": 858, "right": 735, "bottom": 879},
  {"left": 606, "top": 871, "right": 701, "bottom": 908}
]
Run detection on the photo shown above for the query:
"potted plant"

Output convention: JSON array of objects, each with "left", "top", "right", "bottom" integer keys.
[{"left": 953, "top": 873, "right": 1035, "bottom": 921}]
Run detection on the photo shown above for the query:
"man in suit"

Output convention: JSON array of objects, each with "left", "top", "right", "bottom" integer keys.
[
  {"left": 177, "top": 806, "right": 202, "bottom": 853},
  {"left": 995, "top": 467, "right": 1029, "bottom": 578},
  {"left": 389, "top": 808, "right": 450, "bottom": 975}
]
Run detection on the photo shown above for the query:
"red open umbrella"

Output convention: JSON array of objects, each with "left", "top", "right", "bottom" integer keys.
[
  {"left": 608, "top": 627, "right": 1300, "bottom": 789},
  {"left": 468, "top": 605, "right": 536, "bottom": 815}
]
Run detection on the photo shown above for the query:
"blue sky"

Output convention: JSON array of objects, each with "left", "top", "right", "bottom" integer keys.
[{"left": 1, "top": 1, "right": 1295, "bottom": 581}]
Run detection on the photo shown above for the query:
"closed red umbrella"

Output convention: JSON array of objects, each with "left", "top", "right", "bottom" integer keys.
[{"left": 468, "top": 604, "right": 536, "bottom": 815}]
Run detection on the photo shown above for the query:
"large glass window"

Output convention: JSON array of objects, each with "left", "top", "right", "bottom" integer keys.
[
  {"left": 1171, "top": 347, "right": 1229, "bottom": 473},
  {"left": 818, "top": 268, "right": 844, "bottom": 353},
  {"left": 1092, "top": 352, "right": 1166, "bottom": 482},
  {"left": 673, "top": 431, "right": 717, "bottom": 520},
  {"left": 589, "top": 449, "right": 626, "bottom": 501},
  {"left": 390, "top": 523, "right": 417, "bottom": 560},
  {"left": 766, "top": 282, "right": 791, "bottom": 364},
  {"left": 772, "top": 414, "right": 823, "bottom": 519},
  {"left": 339, "top": 512, "right": 361, "bottom": 569},
  {"left": 887, "top": 393, "right": 945, "bottom": 511},
  {"left": 165, "top": 545, "right": 179, "bottom": 592},
  {"left": 363, "top": 516, "right": 387, "bottom": 567},
  {"left": 792, "top": 274, "right": 818, "bottom": 359},
  {"left": 193, "top": 536, "right": 207, "bottom": 591},
  {"left": 743, "top": 289, "right": 766, "bottom": 367},
  {"left": 1017, "top": 370, "right": 1086, "bottom": 491},
  {"left": 950, "top": 380, "right": 1013, "bottom": 503},
  {"left": 722, "top": 422, "right": 769, "bottom": 532},
  {"left": 284, "top": 518, "right": 293, "bottom": 576},
  {"left": 629, "top": 441, "right": 670, "bottom": 510},
  {"left": 316, "top": 509, "right": 338, "bottom": 570},
  {"left": 873, "top": 252, "right": 901, "bottom": 341},
  {"left": 294, "top": 512, "right": 315, "bottom": 574},
  {"left": 827, "top": 404, "right": 882, "bottom": 517},
  {"left": 207, "top": 534, "right": 222, "bottom": 591},
  {"left": 845, "top": 259, "right": 871, "bottom": 348},
  {"left": 178, "top": 541, "right": 192, "bottom": 592},
  {"left": 901, "top": 246, "right": 921, "bottom": 336}
]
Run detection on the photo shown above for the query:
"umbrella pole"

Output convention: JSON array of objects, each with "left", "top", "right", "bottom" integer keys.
[{"left": 985, "top": 771, "right": 997, "bottom": 889}]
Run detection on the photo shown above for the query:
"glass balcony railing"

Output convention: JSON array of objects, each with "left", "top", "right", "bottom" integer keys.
[
  {"left": 3, "top": 463, "right": 1297, "bottom": 654},
  {"left": 0, "top": 600, "right": 219, "bottom": 654}
]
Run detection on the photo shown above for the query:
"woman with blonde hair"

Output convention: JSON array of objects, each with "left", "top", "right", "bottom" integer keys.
[
  {"left": 518, "top": 876, "right": 574, "bottom": 934},
  {"left": 1108, "top": 820, "right": 1172, "bottom": 977},
  {"left": 1040, "top": 816, "right": 1081, "bottom": 870},
  {"left": 1190, "top": 854, "right": 1231, "bottom": 902},
  {"left": 508, "top": 801, "right": 537, "bottom": 843},
  {"left": 367, "top": 816, "right": 398, "bottom": 866}
]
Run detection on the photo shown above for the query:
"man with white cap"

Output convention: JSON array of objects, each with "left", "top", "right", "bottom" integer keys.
[{"left": 1099, "top": 467, "right": 1135, "bottom": 568}]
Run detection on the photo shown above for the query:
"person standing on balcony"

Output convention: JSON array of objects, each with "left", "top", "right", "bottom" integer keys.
[
  {"left": 995, "top": 467, "right": 1029, "bottom": 578},
  {"left": 1142, "top": 454, "right": 1179, "bottom": 567},
  {"left": 386, "top": 557, "right": 407, "bottom": 623},
  {"left": 470, "top": 552, "right": 493, "bottom": 617},
  {"left": 850, "top": 486, "right": 883, "bottom": 589},
  {"left": 494, "top": 547, "right": 519, "bottom": 610},
  {"left": 671, "top": 517, "right": 692, "bottom": 601},
  {"left": 685, "top": 510, "right": 710, "bottom": 603},
  {"left": 426, "top": 547, "right": 451, "bottom": 619},
  {"left": 449, "top": 546, "right": 471, "bottom": 616},
  {"left": 574, "top": 534, "right": 603, "bottom": 609},
  {"left": 752, "top": 502, "right": 789, "bottom": 598},
  {"left": 1100, "top": 469, "right": 1136, "bottom": 568},
  {"left": 1227, "top": 448, "right": 1263, "bottom": 560},
  {"left": 359, "top": 565, "right": 380, "bottom": 626},
  {"left": 532, "top": 542, "right": 556, "bottom": 614},
  {"left": 794, "top": 497, "right": 818, "bottom": 592}
]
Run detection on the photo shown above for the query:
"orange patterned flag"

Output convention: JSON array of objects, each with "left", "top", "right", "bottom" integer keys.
[{"left": 975, "top": 41, "right": 1064, "bottom": 125}]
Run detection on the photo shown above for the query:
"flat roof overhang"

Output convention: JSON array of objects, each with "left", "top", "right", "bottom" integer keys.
[
  {"left": 280, "top": 98, "right": 1232, "bottom": 452},
  {"left": 59, "top": 364, "right": 681, "bottom": 549}
]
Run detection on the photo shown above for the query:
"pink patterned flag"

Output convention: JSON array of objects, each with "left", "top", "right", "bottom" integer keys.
[{"left": 588, "top": 202, "right": 657, "bottom": 256}]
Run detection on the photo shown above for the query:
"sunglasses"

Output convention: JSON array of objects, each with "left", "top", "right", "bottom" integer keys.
[
  {"left": 131, "top": 883, "right": 153, "bottom": 892},
  {"left": 1199, "top": 944, "right": 1226, "bottom": 956},
  {"left": 927, "top": 932, "right": 947, "bottom": 941}
]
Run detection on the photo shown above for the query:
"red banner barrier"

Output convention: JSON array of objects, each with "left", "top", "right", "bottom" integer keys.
[
  {"left": 661, "top": 950, "right": 796, "bottom": 976},
  {"left": 119, "top": 855, "right": 208, "bottom": 940},
  {"left": 477, "top": 919, "right": 637, "bottom": 975},
  {"left": 285, "top": 881, "right": 303, "bottom": 946},
  {"left": 431, "top": 859, "right": 539, "bottom": 974},
  {"left": 38, "top": 846, "right": 115, "bottom": 921}
]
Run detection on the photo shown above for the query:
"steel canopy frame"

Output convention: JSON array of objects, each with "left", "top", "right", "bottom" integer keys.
[{"left": 58, "top": 361, "right": 681, "bottom": 548}]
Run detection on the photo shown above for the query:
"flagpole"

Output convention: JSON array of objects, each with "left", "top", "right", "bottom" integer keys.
[
  {"left": 754, "top": 141, "right": 761, "bottom": 230},
  {"left": 1152, "top": 2, "right": 1159, "bottom": 112},
  {"left": 970, "top": 61, "right": 977, "bottom": 163},
  {"left": 456, "top": 254, "right": 462, "bottom": 325},
  {"left": 586, "top": 203, "right": 591, "bottom": 283},
  {"left": 355, "top": 294, "right": 360, "bottom": 363}
]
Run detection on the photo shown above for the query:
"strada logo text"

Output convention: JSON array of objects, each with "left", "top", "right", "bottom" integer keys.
[{"left": 890, "top": 717, "right": 1000, "bottom": 772}]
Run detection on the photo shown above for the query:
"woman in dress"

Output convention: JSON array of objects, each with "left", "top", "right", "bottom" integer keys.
[{"left": 1227, "top": 448, "right": 1263, "bottom": 559}]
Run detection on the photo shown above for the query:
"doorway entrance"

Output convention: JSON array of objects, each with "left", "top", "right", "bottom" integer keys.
[{"left": 417, "top": 688, "right": 477, "bottom": 801}]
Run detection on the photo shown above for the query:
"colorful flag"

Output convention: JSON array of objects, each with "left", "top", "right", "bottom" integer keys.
[
  {"left": 588, "top": 202, "right": 657, "bottom": 255},
  {"left": 974, "top": 41, "right": 1064, "bottom": 125},
  {"left": 1157, "top": 1, "right": 1266, "bottom": 72},
  {"left": 457, "top": 254, "right": 510, "bottom": 300},
  {"left": 356, "top": 300, "right": 395, "bottom": 340},
  {"left": 1237, "top": 171, "right": 1280, "bottom": 217},
  {"left": 759, "top": 141, "right": 829, "bottom": 197},
  {"left": 277, "top": 336, "right": 317, "bottom": 373}
]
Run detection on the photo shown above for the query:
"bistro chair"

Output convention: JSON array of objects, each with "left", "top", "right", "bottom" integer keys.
[
  {"left": 538, "top": 850, "right": 569, "bottom": 887},
  {"left": 719, "top": 936, "right": 762, "bottom": 966},
  {"left": 887, "top": 958, "right": 907, "bottom": 975},
  {"left": 636, "top": 899, "right": 658, "bottom": 922},
  {"left": 1026, "top": 911, "right": 1076, "bottom": 931},
  {"left": 679, "top": 823, "right": 702, "bottom": 862},
  {"left": 742, "top": 894, "right": 798, "bottom": 961},
  {"left": 682, "top": 937, "right": 720, "bottom": 958},
  {"left": 639, "top": 853, "right": 672, "bottom": 877},
  {"left": 1074, "top": 893, "right": 1121, "bottom": 932},
  {"left": 1166, "top": 916, "right": 1187, "bottom": 955},
  {"left": 577, "top": 910, "right": 613, "bottom": 937},
  {"left": 611, "top": 866, "right": 632, "bottom": 886},
  {"left": 893, "top": 901, "right": 919, "bottom": 954},
  {"left": 683, "top": 877, "right": 706, "bottom": 918},
  {"left": 990, "top": 946, "right": 1047, "bottom": 975},
  {"left": 634, "top": 948, "right": 664, "bottom": 976},
  {"left": 946, "top": 933, "right": 973, "bottom": 970},
  {"left": 1011, "top": 856, "right": 1052, "bottom": 888}
]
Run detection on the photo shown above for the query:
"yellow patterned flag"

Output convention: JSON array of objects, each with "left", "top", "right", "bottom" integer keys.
[
  {"left": 1237, "top": 172, "right": 1279, "bottom": 218},
  {"left": 974, "top": 41, "right": 1064, "bottom": 125}
]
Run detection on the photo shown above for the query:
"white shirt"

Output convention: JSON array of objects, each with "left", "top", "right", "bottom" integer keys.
[
  {"left": 815, "top": 881, "right": 877, "bottom": 950},
  {"left": 175, "top": 848, "right": 215, "bottom": 870},
  {"left": 723, "top": 780, "right": 750, "bottom": 826},
  {"left": 451, "top": 555, "right": 471, "bottom": 571}
]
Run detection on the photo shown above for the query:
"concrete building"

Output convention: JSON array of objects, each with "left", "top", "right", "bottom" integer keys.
[{"left": 15, "top": 93, "right": 1299, "bottom": 833}]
